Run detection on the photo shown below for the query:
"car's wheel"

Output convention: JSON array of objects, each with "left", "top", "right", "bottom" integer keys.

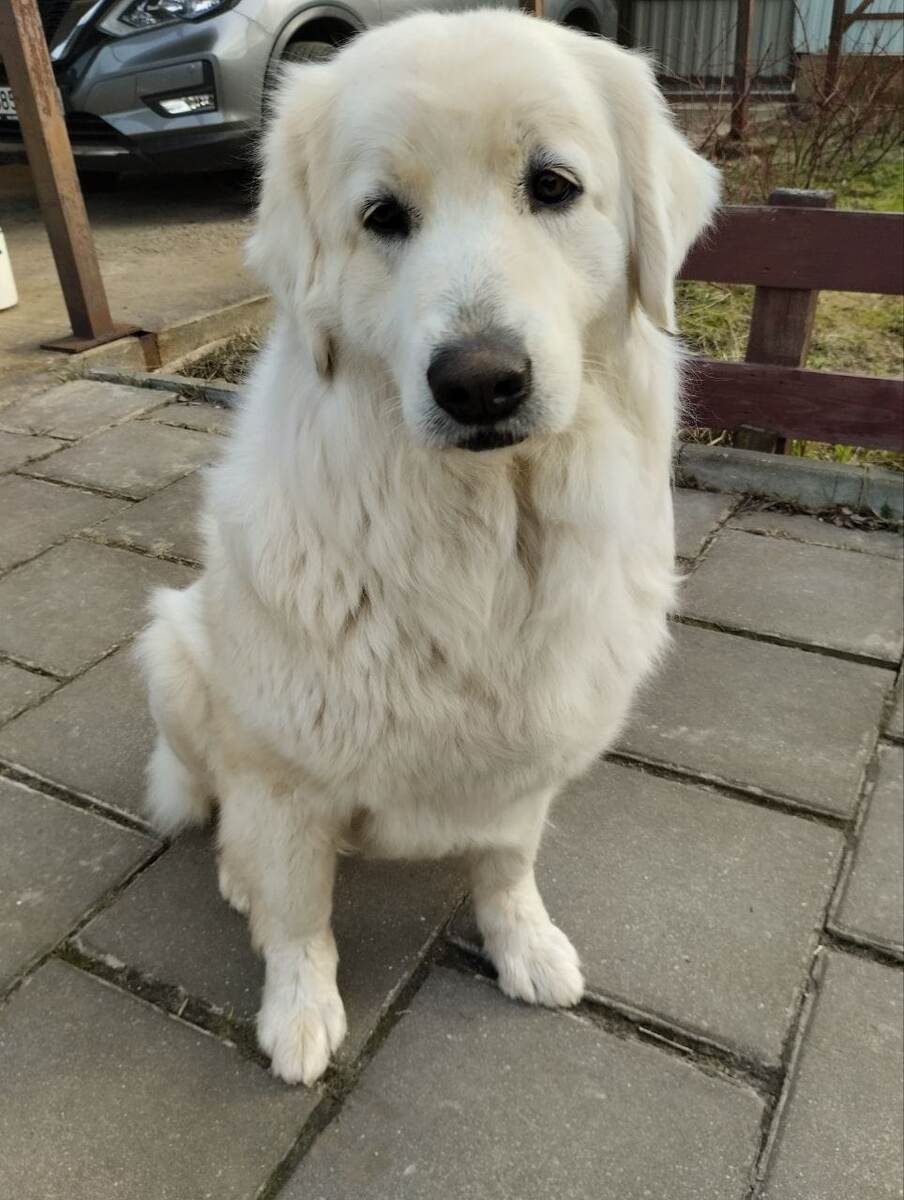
[
  {"left": 78, "top": 171, "right": 119, "bottom": 194},
  {"left": 281, "top": 39, "right": 337, "bottom": 67}
]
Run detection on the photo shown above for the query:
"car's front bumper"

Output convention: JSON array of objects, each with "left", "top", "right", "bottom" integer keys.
[{"left": 0, "top": 9, "right": 271, "bottom": 172}]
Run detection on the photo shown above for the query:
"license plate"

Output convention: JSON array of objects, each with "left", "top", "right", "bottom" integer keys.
[{"left": 0, "top": 87, "right": 17, "bottom": 120}]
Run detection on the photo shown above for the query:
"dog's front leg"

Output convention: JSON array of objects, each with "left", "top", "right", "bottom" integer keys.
[
  {"left": 219, "top": 783, "right": 345, "bottom": 1086},
  {"left": 470, "top": 798, "right": 584, "bottom": 1009}
]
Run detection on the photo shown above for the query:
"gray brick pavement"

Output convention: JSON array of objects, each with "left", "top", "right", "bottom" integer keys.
[
  {"left": 0, "top": 379, "right": 169, "bottom": 439},
  {"left": 0, "top": 960, "right": 317, "bottom": 1200},
  {"left": 79, "top": 831, "right": 464, "bottom": 1058},
  {"left": 830, "top": 744, "right": 904, "bottom": 956},
  {"left": 23, "top": 420, "right": 220, "bottom": 500},
  {"left": 454, "top": 759, "right": 843, "bottom": 1066},
  {"left": 673, "top": 487, "right": 737, "bottom": 559},
  {"left": 619, "top": 621, "right": 890, "bottom": 816},
  {"left": 0, "top": 381, "right": 900, "bottom": 1200},
  {"left": 0, "top": 661, "right": 56, "bottom": 723},
  {"left": 762, "top": 952, "right": 903, "bottom": 1200},
  {"left": 0, "top": 646, "right": 157, "bottom": 819},
  {"left": 682, "top": 528, "right": 904, "bottom": 661},
  {"left": 0, "top": 777, "right": 153, "bottom": 989},
  {"left": 85, "top": 470, "right": 205, "bottom": 564},
  {"left": 0, "top": 540, "right": 194, "bottom": 676},
  {"left": 0, "top": 474, "right": 128, "bottom": 572},
  {"left": 146, "top": 400, "right": 235, "bottom": 436},
  {"left": 729, "top": 508, "right": 904, "bottom": 559},
  {"left": 281, "top": 968, "right": 764, "bottom": 1200},
  {"left": 0, "top": 430, "right": 63, "bottom": 472}
]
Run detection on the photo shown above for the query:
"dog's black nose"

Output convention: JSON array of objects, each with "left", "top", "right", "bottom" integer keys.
[{"left": 427, "top": 332, "right": 532, "bottom": 426}]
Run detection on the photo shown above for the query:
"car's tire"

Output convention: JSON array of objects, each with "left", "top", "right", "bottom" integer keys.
[
  {"left": 281, "top": 39, "right": 337, "bottom": 67},
  {"left": 78, "top": 171, "right": 119, "bottom": 194}
]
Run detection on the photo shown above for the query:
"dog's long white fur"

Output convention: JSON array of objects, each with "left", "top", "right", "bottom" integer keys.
[{"left": 139, "top": 11, "right": 719, "bottom": 1085}]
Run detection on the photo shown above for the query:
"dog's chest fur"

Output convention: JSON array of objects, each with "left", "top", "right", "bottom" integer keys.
[{"left": 204, "top": 400, "right": 673, "bottom": 854}]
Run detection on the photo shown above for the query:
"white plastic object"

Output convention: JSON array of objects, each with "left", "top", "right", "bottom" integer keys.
[{"left": 0, "top": 227, "right": 18, "bottom": 311}]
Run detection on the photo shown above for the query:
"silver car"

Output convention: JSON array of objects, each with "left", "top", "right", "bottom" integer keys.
[{"left": 0, "top": 1, "right": 617, "bottom": 177}]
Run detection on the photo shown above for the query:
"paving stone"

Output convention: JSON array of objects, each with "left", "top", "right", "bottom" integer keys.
[
  {"left": 0, "top": 379, "right": 170, "bottom": 439},
  {"left": 0, "top": 662, "right": 56, "bottom": 724},
  {"left": 681, "top": 529, "right": 904, "bottom": 661},
  {"left": 890, "top": 681, "right": 903, "bottom": 740},
  {"left": 0, "top": 430, "right": 62, "bottom": 472},
  {"left": 0, "top": 959, "right": 317, "bottom": 1200},
  {"left": 86, "top": 470, "right": 204, "bottom": 564},
  {"left": 80, "top": 830, "right": 464, "bottom": 1059},
  {"left": 673, "top": 488, "right": 736, "bottom": 559},
  {"left": 0, "top": 475, "right": 128, "bottom": 572},
  {"left": 23, "top": 420, "right": 220, "bottom": 500},
  {"left": 0, "top": 777, "right": 153, "bottom": 989},
  {"left": 681, "top": 530, "right": 902, "bottom": 662},
  {"left": 762, "top": 951, "right": 903, "bottom": 1200},
  {"left": 282, "top": 967, "right": 763, "bottom": 1200},
  {"left": 730, "top": 509, "right": 904, "bottom": 559},
  {"left": 453, "top": 760, "right": 841, "bottom": 1067},
  {"left": 0, "top": 541, "right": 194, "bottom": 676},
  {"left": 619, "top": 623, "right": 888, "bottom": 816},
  {"left": 0, "top": 647, "right": 158, "bottom": 820},
  {"left": 149, "top": 401, "right": 234, "bottom": 436},
  {"left": 830, "top": 744, "right": 904, "bottom": 955}
]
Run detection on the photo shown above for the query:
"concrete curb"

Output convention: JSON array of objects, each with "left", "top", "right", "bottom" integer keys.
[
  {"left": 150, "top": 296, "right": 271, "bottom": 367},
  {"left": 87, "top": 368, "right": 240, "bottom": 407},
  {"left": 677, "top": 443, "right": 904, "bottom": 521}
]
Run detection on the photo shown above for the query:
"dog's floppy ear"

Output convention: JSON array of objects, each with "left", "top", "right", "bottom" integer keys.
[
  {"left": 247, "top": 64, "right": 337, "bottom": 377},
  {"left": 569, "top": 35, "right": 721, "bottom": 331}
]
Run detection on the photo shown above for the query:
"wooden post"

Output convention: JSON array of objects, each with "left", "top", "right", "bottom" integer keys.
[
  {"left": 0, "top": 0, "right": 136, "bottom": 351},
  {"left": 729, "top": 0, "right": 755, "bottom": 144},
  {"left": 735, "top": 188, "right": 836, "bottom": 453},
  {"left": 824, "top": 0, "right": 847, "bottom": 100}
]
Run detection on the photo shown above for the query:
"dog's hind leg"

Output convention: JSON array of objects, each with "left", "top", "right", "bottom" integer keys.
[{"left": 138, "top": 584, "right": 215, "bottom": 835}]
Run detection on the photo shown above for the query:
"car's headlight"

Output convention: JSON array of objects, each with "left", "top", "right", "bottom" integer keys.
[{"left": 99, "top": 0, "right": 233, "bottom": 36}]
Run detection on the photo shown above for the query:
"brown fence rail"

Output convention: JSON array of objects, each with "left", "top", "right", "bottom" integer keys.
[{"left": 678, "top": 189, "right": 904, "bottom": 452}]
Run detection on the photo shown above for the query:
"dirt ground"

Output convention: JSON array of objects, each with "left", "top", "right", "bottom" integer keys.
[{"left": 0, "top": 166, "right": 258, "bottom": 398}]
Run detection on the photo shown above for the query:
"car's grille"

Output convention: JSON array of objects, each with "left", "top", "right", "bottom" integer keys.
[
  {"left": 37, "top": 0, "right": 75, "bottom": 46},
  {"left": 64, "top": 112, "right": 119, "bottom": 141},
  {"left": 0, "top": 112, "right": 120, "bottom": 144}
]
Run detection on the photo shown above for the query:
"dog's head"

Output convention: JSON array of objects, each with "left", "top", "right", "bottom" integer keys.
[{"left": 249, "top": 12, "right": 719, "bottom": 451}]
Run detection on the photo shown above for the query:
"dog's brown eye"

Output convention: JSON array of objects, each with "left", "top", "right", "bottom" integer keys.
[
  {"left": 363, "top": 198, "right": 411, "bottom": 239},
  {"left": 529, "top": 169, "right": 579, "bottom": 209}
]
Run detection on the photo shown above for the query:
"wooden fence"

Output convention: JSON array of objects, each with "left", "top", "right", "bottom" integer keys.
[{"left": 679, "top": 188, "right": 904, "bottom": 451}]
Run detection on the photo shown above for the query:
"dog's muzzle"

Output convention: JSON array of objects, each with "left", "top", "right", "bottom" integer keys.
[{"left": 427, "top": 329, "right": 532, "bottom": 451}]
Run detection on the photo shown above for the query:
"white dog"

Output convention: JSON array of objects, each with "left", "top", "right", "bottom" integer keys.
[{"left": 139, "top": 10, "right": 719, "bottom": 1086}]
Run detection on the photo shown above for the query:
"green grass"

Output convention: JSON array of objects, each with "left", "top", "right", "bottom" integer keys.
[{"left": 834, "top": 156, "right": 904, "bottom": 212}]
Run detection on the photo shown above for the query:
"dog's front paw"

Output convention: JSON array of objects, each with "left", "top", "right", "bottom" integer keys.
[
  {"left": 217, "top": 860, "right": 251, "bottom": 915},
  {"left": 258, "top": 991, "right": 347, "bottom": 1086},
  {"left": 257, "top": 941, "right": 347, "bottom": 1085},
  {"left": 487, "top": 917, "right": 584, "bottom": 1009}
]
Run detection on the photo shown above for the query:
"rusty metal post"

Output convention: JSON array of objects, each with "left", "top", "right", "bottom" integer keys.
[
  {"left": 0, "top": 0, "right": 136, "bottom": 351},
  {"left": 729, "top": 0, "right": 755, "bottom": 144}
]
